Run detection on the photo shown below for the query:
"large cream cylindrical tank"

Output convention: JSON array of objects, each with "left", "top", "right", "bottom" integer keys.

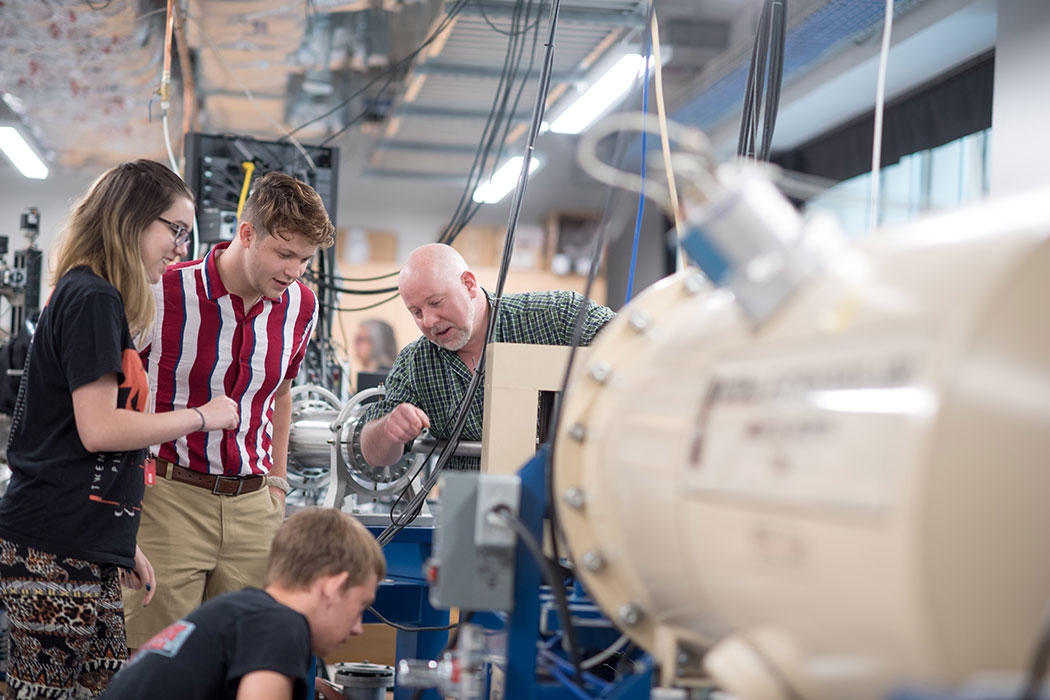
[{"left": 553, "top": 188, "right": 1050, "bottom": 699}]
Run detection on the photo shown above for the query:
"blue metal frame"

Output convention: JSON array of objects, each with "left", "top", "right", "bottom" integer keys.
[
  {"left": 370, "top": 447, "right": 653, "bottom": 700},
  {"left": 368, "top": 524, "right": 449, "bottom": 700},
  {"left": 502, "top": 449, "right": 547, "bottom": 700},
  {"left": 486, "top": 447, "right": 653, "bottom": 700}
]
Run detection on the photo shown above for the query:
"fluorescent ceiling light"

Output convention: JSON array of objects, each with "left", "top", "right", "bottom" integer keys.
[
  {"left": 472, "top": 156, "right": 542, "bottom": 204},
  {"left": 549, "top": 54, "right": 652, "bottom": 135},
  {"left": 0, "top": 126, "right": 49, "bottom": 179}
]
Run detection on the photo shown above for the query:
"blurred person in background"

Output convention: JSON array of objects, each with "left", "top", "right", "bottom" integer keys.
[{"left": 354, "top": 319, "right": 398, "bottom": 372}]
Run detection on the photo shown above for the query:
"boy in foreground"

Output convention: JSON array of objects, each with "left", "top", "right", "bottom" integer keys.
[{"left": 102, "top": 509, "right": 385, "bottom": 700}]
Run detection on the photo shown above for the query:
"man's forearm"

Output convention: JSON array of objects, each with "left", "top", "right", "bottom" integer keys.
[
  {"left": 270, "top": 387, "right": 292, "bottom": 480},
  {"left": 360, "top": 417, "right": 407, "bottom": 467}
]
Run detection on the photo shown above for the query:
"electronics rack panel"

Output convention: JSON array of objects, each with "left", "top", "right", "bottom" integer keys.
[{"left": 183, "top": 133, "right": 340, "bottom": 243}]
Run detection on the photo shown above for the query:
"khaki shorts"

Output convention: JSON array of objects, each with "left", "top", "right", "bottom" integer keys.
[{"left": 123, "top": 475, "right": 284, "bottom": 649}]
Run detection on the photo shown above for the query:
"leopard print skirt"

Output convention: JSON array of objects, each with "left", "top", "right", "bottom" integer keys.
[{"left": 0, "top": 536, "right": 127, "bottom": 699}]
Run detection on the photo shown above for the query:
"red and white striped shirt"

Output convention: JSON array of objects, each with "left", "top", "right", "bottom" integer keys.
[{"left": 142, "top": 242, "right": 317, "bottom": 477}]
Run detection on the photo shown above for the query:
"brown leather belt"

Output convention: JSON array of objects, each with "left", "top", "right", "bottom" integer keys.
[{"left": 155, "top": 458, "right": 266, "bottom": 497}]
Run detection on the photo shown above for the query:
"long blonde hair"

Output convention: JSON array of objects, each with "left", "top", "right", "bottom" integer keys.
[{"left": 54, "top": 160, "right": 193, "bottom": 336}]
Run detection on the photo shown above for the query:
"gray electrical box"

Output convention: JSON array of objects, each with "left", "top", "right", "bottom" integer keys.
[{"left": 428, "top": 472, "right": 519, "bottom": 611}]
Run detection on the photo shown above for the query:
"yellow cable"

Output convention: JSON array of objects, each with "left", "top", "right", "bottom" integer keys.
[
  {"left": 649, "top": 9, "right": 687, "bottom": 271},
  {"left": 236, "top": 161, "right": 255, "bottom": 221}
]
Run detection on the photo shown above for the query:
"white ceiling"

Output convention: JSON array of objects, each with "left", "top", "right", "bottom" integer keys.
[{"left": 0, "top": 0, "right": 999, "bottom": 234}]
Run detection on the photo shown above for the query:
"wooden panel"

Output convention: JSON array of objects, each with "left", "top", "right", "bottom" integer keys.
[
  {"left": 325, "top": 623, "right": 397, "bottom": 666},
  {"left": 367, "top": 231, "right": 399, "bottom": 263},
  {"left": 452, "top": 225, "right": 500, "bottom": 267},
  {"left": 481, "top": 343, "right": 589, "bottom": 475}
]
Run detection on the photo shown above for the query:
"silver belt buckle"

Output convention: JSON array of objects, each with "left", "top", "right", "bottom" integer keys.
[{"left": 212, "top": 476, "right": 244, "bottom": 496}]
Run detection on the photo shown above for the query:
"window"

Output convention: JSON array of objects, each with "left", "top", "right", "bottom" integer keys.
[{"left": 805, "top": 128, "right": 990, "bottom": 237}]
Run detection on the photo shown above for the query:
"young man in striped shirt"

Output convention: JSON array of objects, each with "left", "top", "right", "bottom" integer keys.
[{"left": 124, "top": 171, "right": 335, "bottom": 649}]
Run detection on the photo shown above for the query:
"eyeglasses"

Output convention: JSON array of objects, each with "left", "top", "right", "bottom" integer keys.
[{"left": 157, "top": 216, "right": 192, "bottom": 248}]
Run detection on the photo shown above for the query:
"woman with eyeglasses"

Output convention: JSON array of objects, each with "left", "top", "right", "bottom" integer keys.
[{"left": 0, "top": 159, "right": 239, "bottom": 698}]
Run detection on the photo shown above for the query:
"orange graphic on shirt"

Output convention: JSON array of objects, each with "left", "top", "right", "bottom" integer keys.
[{"left": 118, "top": 348, "right": 149, "bottom": 413}]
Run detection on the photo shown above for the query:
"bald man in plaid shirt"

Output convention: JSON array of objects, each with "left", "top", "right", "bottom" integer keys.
[{"left": 361, "top": 243, "right": 614, "bottom": 471}]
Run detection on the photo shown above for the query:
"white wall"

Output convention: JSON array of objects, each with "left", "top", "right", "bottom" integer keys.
[
  {"left": 990, "top": 0, "right": 1050, "bottom": 196},
  {"left": 0, "top": 166, "right": 97, "bottom": 311},
  {"left": 0, "top": 167, "right": 96, "bottom": 262}
]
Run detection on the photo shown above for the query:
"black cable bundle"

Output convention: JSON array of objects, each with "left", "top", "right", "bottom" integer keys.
[
  {"left": 737, "top": 0, "right": 787, "bottom": 161},
  {"left": 1021, "top": 605, "right": 1050, "bottom": 700},
  {"left": 374, "top": 0, "right": 561, "bottom": 548},
  {"left": 314, "top": 244, "right": 339, "bottom": 343},
  {"left": 438, "top": 0, "right": 544, "bottom": 245},
  {"left": 298, "top": 0, "right": 547, "bottom": 322}
]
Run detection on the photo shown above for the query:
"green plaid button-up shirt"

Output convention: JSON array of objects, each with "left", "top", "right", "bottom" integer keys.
[{"left": 363, "top": 288, "right": 615, "bottom": 470}]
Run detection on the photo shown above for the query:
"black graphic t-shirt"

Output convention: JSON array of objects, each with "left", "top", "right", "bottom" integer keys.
[
  {"left": 0, "top": 266, "right": 148, "bottom": 568},
  {"left": 101, "top": 588, "right": 311, "bottom": 700}
]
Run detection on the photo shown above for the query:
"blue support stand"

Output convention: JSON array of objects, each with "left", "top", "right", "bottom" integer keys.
[
  {"left": 496, "top": 447, "right": 653, "bottom": 700},
  {"left": 371, "top": 447, "right": 653, "bottom": 700},
  {"left": 368, "top": 524, "right": 449, "bottom": 700},
  {"left": 503, "top": 449, "right": 548, "bottom": 700}
]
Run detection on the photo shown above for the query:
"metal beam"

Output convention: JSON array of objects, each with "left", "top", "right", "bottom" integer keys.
[
  {"left": 394, "top": 104, "right": 533, "bottom": 121},
  {"left": 416, "top": 61, "right": 583, "bottom": 83},
  {"left": 662, "top": 20, "right": 730, "bottom": 51},
  {"left": 457, "top": 2, "right": 648, "bottom": 27},
  {"left": 203, "top": 88, "right": 285, "bottom": 100},
  {"left": 360, "top": 168, "right": 468, "bottom": 183},
  {"left": 375, "top": 140, "right": 480, "bottom": 155}
]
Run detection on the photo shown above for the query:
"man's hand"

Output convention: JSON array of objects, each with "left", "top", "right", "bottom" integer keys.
[
  {"left": 361, "top": 403, "right": 431, "bottom": 467},
  {"left": 268, "top": 485, "right": 287, "bottom": 509},
  {"left": 383, "top": 403, "right": 431, "bottom": 444}
]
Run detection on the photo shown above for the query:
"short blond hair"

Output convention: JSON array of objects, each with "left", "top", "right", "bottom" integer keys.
[
  {"left": 265, "top": 509, "right": 385, "bottom": 591},
  {"left": 241, "top": 171, "right": 335, "bottom": 248}
]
